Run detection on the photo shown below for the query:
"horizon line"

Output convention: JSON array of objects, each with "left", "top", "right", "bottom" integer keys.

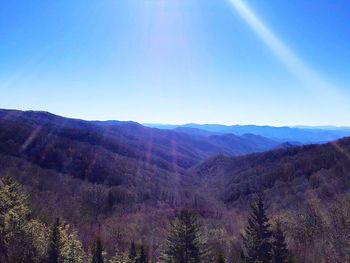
[{"left": 1, "top": 108, "right": 349, "bottom": 129}]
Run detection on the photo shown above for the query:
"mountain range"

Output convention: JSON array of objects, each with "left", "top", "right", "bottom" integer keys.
[
  {"left": 146, "top": 123, "right": 350, "bottom": 143},
  {"left": 1, "top": 108, "right": 350, "bottom": 260},
  {"left": 0, "top": 109, "right": 281, "bottom": 178},
  {"left": 1, "top": 108, "right": 349, "bottom": 209}
]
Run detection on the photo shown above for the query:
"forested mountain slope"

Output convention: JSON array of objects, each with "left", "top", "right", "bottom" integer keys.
[
  {"left": 192, "top": 137, "right": 350, "bottom": 210},
  {"left": 0, "top": 109, "right": 278, "bottom": 183},
  {"left": 1, "top": 108, "right": 350, "bottom": 215}
]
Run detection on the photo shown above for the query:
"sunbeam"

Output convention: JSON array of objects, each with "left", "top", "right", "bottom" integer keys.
[
  {"left": 227, "top": 0, "right": 342, "bottom": 101},
  {"left": 331, "top": 141, "right": 350, "bottom": 161},
  {"left": 21, "top": 126, "right": 42, "bottom": 152}
]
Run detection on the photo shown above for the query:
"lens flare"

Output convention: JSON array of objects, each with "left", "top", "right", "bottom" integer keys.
[{"left": 227, "top": 0, "right": 342, "bottom": 102}]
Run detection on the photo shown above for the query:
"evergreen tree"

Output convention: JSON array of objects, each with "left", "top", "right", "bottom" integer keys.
[
  {"left": 92, "top": 237, "right": 104, "bottom": 263},
  {"left": 0, "top": 177, "right": 23, "bottom": 262},
  {"left": 47, "top": 218, "right": 61, "bottom": 263},
  {"left": 25, "top": 219, "right": 50, "bottom": 262},
  {"left": 129, "top": 241, "right": 137, "bottom": 262},
  {"left": 162, "top": 208, "right": 208, "bottom": 263},
  {"left": 272, "top": 221, "right": 290, "bottom": 263},
  {"left": 138, "top": 245, "right": 148, "bottom": 263},
  {"left": 241, "top": 195, "right": 272, "bottom": 263},
  {"left": 0, "top": 177, "right": 45, "bottom": 263},
  {"left": 107, "top": 191, "right": 115, "bottom": 212},
  {"left": 60, "top": 225, "right": 85, "bottom": 263}
]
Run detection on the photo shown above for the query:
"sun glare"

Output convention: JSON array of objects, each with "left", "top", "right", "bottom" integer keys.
[{"left": 227, "top": 0, "right": 342, "bottom": 103}]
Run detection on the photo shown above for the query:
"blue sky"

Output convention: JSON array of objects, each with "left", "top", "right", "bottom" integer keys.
[{"left": 1, "top": 0, "right": 349, "bottom": 126}]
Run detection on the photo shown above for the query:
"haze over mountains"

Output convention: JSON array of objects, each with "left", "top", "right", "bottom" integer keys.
[{"left": 147, "top": 123, "right": 350, "bottom": 144}]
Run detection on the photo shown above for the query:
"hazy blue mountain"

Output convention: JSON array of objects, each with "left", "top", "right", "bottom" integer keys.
[
  {"left": 145, "top": 123, "right": 350, "bottom": 143},
  {"left": 173, "top": 127, "right": 220, "bottom": 137},
  {"left": 294, "top": 125, "right": 350, "bottom": 131}
]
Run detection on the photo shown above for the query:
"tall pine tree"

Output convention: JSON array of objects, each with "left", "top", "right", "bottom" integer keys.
[
  {"left": 0, "top": 177, "right": 31, "bottom": 263},
  {"left": 138, "top": 245, "right": 149, "bottom": 263},
  {"left": 92, "top": 237, "right": 104, "bottom": 263},
  {"left": 60, "top": 226, "right": 85, "bottom": 263},
  {"left": 241, "top": 195, "right": 272, "bottom": 263},
  {"left": 47, "top": 218, "right": 60, "bottom": 263},
  {"left": 128, "top": 241, "right": 137, "bottom": 262},
  {"left": 0, "top": 177, "right": 49, "bottom": 263},
  {"left": 162, "top": 208, "right": 208, "bottom": 263},
  {"left": 272, "top": 221, "right": 291, "bottom": 263}
]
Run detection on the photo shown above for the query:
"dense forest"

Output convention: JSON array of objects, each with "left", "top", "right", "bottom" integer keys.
[
  {"left": 2, "top": 175, "right": 350, "bottom": 262},
  {"left": 1, "top": 110, "right": 350, "bottom": 262},
  {"left": 0, "top": 177, "right": 294, "bottom": 262}
]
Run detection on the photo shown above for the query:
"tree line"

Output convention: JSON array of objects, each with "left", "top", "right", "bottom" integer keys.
[{"left": 0, "top": 177, "right": 293, "bottom": 263}]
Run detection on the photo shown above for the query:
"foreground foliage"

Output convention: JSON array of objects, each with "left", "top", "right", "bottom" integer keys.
[
  {"left": 1, "top": 173, "right": 350, "bottom": 262},
  {"left": 0, "top": 178, "right": 85, "bottom": 263},
  {"left": 162, "top": 208, "right": 209, "bottom": 262}
]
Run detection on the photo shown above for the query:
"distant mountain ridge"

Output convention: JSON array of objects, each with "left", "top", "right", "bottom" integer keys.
[
  {"left": 0, "top": 109, "right": 279, "bottom": 183},
  {"left": 146, "top": 123, "right": 350, "bottom": 143}
]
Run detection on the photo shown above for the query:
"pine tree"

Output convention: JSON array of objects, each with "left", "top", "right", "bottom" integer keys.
[
  {"left": 241, "top": 195, "right": 273, "bottom": 263},
  {"left": 60, "top": 225, "right": 85, "bottom": 263},
  {"left": 0, "top": 177, "right": 19, "bottom": 262},
  {"left": 92, "top": 237, "right": 104, "bottom": 263},
  {"left": 129, "top": 241, "right": 137, "bottom": 262},
  {"left": 272, "top": 221, "right": 290, "bottom": 263},
  {"left": 0, "top": 177, "right": 51, "bottom": 263},
  {"left": 138, "top": 245, "right": 148, "bottom": 263},
  {"left": 25, "top": 219, "right": 50, "bottom": 262},
  {"left": 162, "top": 208, "right": 208, "bottom": 263},
  {"left": 47, "top": 218, "right": 61, "bottom": 263},
  {"left": 107, "top": 191, "right": 115, "bottom": 212}
]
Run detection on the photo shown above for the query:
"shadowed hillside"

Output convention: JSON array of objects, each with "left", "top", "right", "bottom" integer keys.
[{"left": 0, "top": 109, "right": 279, "bottom": 181}]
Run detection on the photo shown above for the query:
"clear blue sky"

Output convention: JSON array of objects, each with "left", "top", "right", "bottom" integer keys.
[{"left": 1, "top": 0, "right": 350, "bottom": 126}]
